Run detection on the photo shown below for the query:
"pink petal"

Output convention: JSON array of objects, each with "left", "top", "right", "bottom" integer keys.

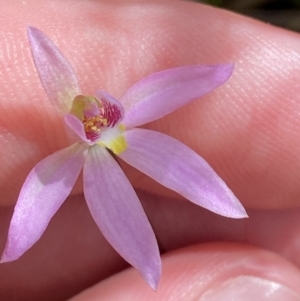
[
  {"left": 27, "top": 27, "right": 81, "bottom": 114},
  {"left": 64, "top": 114, "right": 91, "bottom": 144},
  {"left": 1, "top": 143, "right": 86, "bottom": 262},
  {"left": 83, "top": 145, "right": 161, "bottom": 289},
  {"left": 119, "top": 129, "right": 247, "bottom": 218},
  {"left": 121, "top": 64, "right": 234, "bottom": 129}
]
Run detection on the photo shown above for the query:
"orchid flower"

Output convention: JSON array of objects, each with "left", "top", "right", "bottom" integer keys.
[{"left": 1, "top": 27, "right": 247, "bottom": 289}]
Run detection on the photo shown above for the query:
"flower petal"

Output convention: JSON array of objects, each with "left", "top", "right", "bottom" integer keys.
[
  {"left": 1, "top": 143, "right": 86, "bottom": 262},
  {"left": 27, "top": 27, "right": 81, "bottom": 114},
  {"left": 83, "top": 145, "right": 161, "bottom": 289},
  {"left": 119, "top": 129, "right": 247, "bottom": 218},
  {"left": 64, "top": 113, "right": 91, "bottom": 144},
  {"left": 121, "top": 64, "right": 234, "bottom": 129}
]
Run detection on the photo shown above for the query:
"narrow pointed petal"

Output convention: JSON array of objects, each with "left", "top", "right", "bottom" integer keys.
[
  {"left": 121, "top": 64, "right": 234, "bottom": 129},
  {"left": 27, "top": 27, "right": 81, "bottom": 114},
  {"left": 83, "top": 145, "right": 161, "bottom": 289},
  {"left": 119, "top": 129, "right": 247, "bottom": 218},
  {"left": 1, "top": 143, "right": 86, "bottom": 262}
]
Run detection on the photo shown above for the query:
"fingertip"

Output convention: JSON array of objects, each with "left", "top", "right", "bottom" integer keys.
[{"left": 69, "top": 243, "right": 300, "bottom": 301}]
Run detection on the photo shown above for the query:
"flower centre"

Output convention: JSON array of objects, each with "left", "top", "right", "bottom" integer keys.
[
  {"left": 70, "top": 94, "right": 127, "bottom": 154},
  {"left": 83, "top": 116, "right": 107, "bottom": 140}
]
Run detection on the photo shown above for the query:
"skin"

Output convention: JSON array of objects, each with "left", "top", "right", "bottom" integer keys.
[{"left": 0, "top": 0, "right": 300, "bottom": 300}]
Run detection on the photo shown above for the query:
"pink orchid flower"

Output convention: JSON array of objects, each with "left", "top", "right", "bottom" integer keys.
[{"left": 1, "top": 27, "right": 247, "bottom": 289}]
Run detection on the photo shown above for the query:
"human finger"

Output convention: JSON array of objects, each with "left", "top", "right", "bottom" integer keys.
[
  {"left": 1, "top": 0, "right": 300, "bottom": 209},
  {"left": 69, "top": 243, "right": 300, "bottom": 301},
  {"left": 1, "top": 191, "right": 300, "bottom": 300}
]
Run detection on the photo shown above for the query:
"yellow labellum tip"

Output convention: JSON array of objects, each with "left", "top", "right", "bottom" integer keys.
[
  {"left": 98, "top": 125, "right": 127, "bottom": 155},
  {"left": 98, "top": 135, "right": 127, "bottom": 155}
]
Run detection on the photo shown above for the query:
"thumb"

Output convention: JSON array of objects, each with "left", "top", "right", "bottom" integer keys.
[{"left": 69, "top": 243, "right": 300, "bottom": 301}]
